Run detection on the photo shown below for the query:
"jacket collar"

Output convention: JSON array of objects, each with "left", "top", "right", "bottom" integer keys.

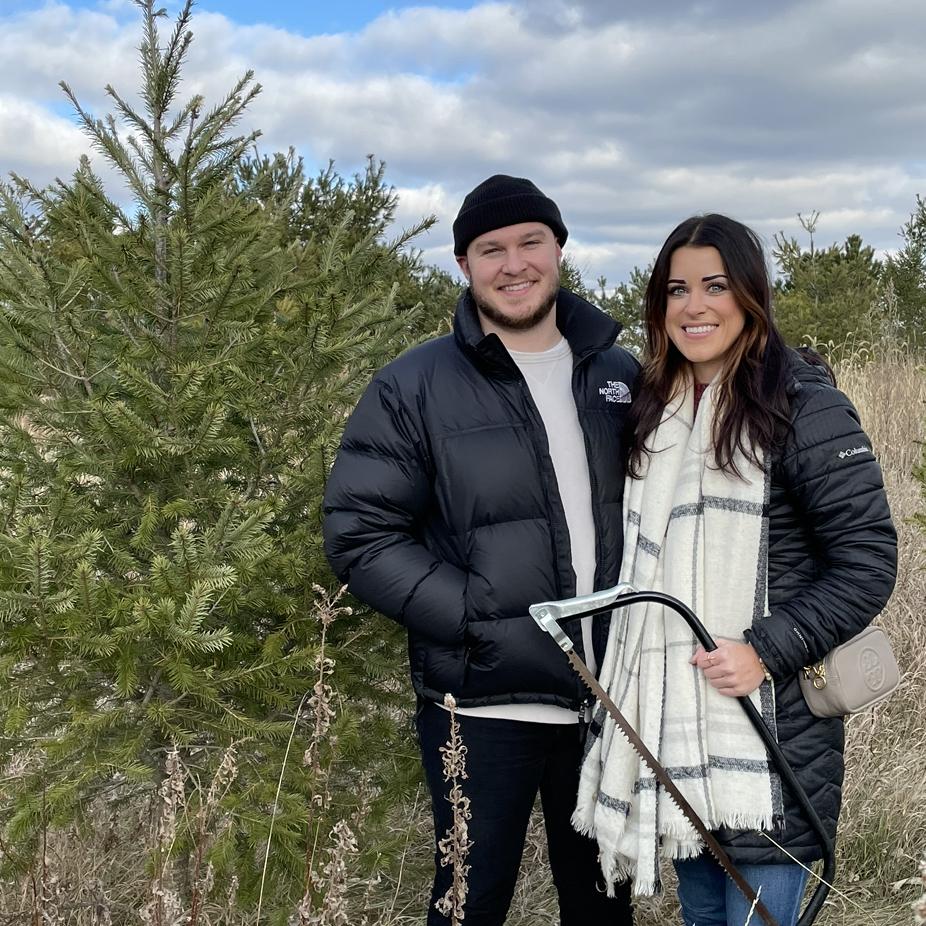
[
  {"left": 452, "top": 287, "right": 621, "bottom": 379},
  {"left": 786, "top": 347, "right": 835, "bottom": 396}
]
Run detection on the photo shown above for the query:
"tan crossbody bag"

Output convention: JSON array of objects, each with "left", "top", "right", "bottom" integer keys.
[{"left": 799, "top": 624, "right": 900, "bottom": 718}]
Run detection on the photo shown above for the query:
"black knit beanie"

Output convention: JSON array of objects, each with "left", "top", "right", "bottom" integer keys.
[{"left": 452, "top": 175, "right": 568, "bottom": 256}]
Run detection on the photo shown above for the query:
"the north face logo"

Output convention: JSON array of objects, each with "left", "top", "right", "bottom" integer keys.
[{"left": 600, "top": 381, "right": 631, "bottom": 403}]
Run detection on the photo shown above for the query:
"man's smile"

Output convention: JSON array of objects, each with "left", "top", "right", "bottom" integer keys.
[{"left": 498, "top": 281, "right": 535, "bottom": 293}]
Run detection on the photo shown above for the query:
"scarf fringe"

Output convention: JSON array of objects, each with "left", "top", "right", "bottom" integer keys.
[
  {"left": 570, "top": 806, "right": 596, "bottom": 839},
  {"left": 601, "top": 853, "right": 658, "bottom": 898},
  {"left": 661, "top": 837, "right": 703, "bottom": 861},
  {"left": 659, "top": 810, "right": 775, "bottom": 842}
]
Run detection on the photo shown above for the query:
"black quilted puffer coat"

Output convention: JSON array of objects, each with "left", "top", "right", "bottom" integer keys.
[
  {"left": 718, "top": 352, "right": 898, "bottom": 865},
  {"left": 323, "top": 288, "right": 640, "bottom": 709}
]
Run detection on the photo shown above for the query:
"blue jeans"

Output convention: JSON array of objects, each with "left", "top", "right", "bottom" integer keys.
[
  {"left": 416, "top": 700, "right": 633, "bottom": 926},
  {"left": 674, "top": 852, "right": 809, "bottom": 926}
]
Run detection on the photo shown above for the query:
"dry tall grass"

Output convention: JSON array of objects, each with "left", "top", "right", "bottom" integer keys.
[{"left": 819, "top": 347, "right": 926, "bottom": 925}]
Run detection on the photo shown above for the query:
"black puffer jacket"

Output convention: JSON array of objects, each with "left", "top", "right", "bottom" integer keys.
[
  {"left": 323, "top": 288, "right": 640, "bottom": 708},
  {"left": 718, "top": 352, "right": 898, "bottom": 864}
]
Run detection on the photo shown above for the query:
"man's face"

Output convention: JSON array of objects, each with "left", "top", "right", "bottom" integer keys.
[{"left": 456, "top": 222, "right": 562, "bottom": 332}]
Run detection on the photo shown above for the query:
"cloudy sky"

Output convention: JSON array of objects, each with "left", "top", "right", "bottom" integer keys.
[{"left": 2, "top": 0, "right": 925, "bottom": 285}]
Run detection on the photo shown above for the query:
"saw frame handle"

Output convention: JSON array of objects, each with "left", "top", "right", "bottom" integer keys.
[{"left": 529, "top": 583, "right": 836, "bottom": 926}]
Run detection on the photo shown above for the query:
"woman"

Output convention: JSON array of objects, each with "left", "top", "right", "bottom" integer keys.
[{"left": 573, "top": 214, "right": 897, "bottom": 926}]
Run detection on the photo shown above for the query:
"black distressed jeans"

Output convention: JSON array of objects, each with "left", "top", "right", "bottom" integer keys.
[{"left": 416, "top": 699, "right": 634, "bottom": 926}]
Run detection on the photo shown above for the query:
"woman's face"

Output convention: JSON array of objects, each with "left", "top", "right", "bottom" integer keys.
[{"left": 664, "top": 245, "right": 746, "bottom": 384}]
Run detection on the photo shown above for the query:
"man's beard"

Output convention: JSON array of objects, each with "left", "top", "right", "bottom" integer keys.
[{"left": 472, "top": 278, "right": 558, "bottom": 332}]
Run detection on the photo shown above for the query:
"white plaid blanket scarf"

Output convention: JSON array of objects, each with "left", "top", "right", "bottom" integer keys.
[{"left": 573, "top": 381, "right": 782, "bottom": 895}]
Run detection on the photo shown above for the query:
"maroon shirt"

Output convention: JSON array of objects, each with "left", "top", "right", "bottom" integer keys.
[{"left": 693, "top": 382, "right": 709, "bottom": 416}]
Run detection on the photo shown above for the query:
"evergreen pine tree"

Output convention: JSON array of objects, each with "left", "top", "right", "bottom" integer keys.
[
  {"left": 592, "top": 266, "right": 649, "bottom": 356},
  {"left": 772, "top": 213, "right": 884, "bottom": 350},
  {"left": 556, "top": 257, "right": 645, "bottom": 356},
  {"left": 0, "top": 1, "right": 424, "bottom": 915},
  {"left": 884, "top": 195, "right": 926, "bottom": 348},
  {"left": 233, "top": 149, "right": 462, "bottom": 336}
]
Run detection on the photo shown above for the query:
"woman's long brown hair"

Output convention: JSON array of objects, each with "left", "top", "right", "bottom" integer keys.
[{"left": 627, "top": 214, "right": 791, "bottom": 478}]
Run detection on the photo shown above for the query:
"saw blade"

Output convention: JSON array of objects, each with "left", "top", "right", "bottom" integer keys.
[{"left": 568, "top": 650, "right": 779, "bottom": 926}]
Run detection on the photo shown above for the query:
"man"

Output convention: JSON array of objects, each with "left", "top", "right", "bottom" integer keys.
[{"left": 323, "top": 175, "right": 638, "bottom": 925}]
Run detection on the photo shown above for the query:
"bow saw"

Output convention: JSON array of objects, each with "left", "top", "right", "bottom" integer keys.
[{"left": 530, "top": 582, "right": 835, "bottom": 926}]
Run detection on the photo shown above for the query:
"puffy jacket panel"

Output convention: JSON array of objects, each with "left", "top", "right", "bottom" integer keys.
[{"left": 324, "top": 288, "right": 640, "bottom": 708}]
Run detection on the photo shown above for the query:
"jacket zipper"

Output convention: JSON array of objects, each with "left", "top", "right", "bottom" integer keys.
[{"left": 515, "top": 377, "right": 564, "bottom": 597}]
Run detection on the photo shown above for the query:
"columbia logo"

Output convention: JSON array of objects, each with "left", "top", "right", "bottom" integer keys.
[
  {"left": 838, "top": 446, "right": 870, "bottom": 459},
  {"left": 600, "top": 381, "right": 631, "bottom": 404}
]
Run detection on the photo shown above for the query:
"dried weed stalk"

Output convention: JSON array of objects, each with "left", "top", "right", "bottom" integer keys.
[
  {"left": 433, "top": 693, "right": 472, "bottom": 925},
  {"left": 303, "top": 584, "right": 351, "bottom": 785},
  {"left": 292, "top": 584, "right": 383, "bottom": 925},
  {"left": 189, "top": 743, "right": 239, "bottom": 926},
  {"left": 140, "top": 746, "right": 185, "bottom": 926},
  {"left": 223, "top": 874, "right": 239, "bottom": 923},
  {"left": 260, "top": 585, "right": 355, "bottom": 926},
  {"left": 301, "top": 584, "right": 351, "bottom": 898},
  {"left": 291, "top": 819, "right": 359, "bottom": 926}
]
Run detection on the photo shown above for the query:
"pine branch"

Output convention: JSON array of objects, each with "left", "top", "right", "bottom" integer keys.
[
  {"left": 58, "top": 84, "right": 151, "bottom": 204},
  {"left": 136, "top": 0, "right": 194, "bottom": 122}
]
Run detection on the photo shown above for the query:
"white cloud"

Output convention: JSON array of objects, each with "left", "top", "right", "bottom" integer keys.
[
  {"left": 0, "top": 4, "right": 137, "bottom": 108},
  {"left": 1, "top": 0, "right": 925, "bottom": 286},
  {"left": 0, "top": 95, "right": 89, "bottom": 178},
  {"left": 393, "top": 183, "right": 457, "bottom": 231}
]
